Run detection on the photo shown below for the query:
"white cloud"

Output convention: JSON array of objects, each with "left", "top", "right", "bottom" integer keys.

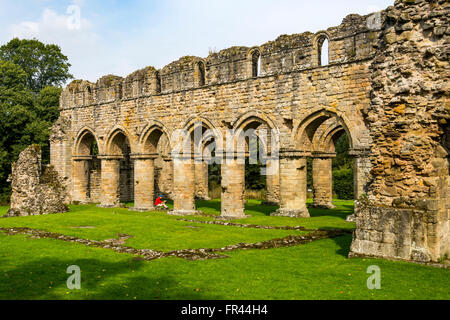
[
  {"left": 7, "top": 6, "right": 105, "bottom": 83},
  {"left": 10, "top": 7, "right": 92, "bottom": 39}
]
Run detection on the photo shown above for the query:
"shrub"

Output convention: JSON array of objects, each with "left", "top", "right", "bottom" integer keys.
[{"left": 333, "top": 168, "right": 354, "bottom": 200}]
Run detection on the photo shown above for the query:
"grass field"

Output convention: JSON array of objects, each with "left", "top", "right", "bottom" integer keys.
[{"left": 0, "top": 200, "right": 448, "bottom": 300}]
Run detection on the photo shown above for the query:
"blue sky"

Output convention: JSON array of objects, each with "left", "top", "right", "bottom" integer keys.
[{"left": 0, "top": 0, "right": 394, "bottom": 83}]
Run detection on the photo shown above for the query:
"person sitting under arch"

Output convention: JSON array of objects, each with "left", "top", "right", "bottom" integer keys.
[{"left": 155, "top": 195, "right": 168, "bottom": 209}]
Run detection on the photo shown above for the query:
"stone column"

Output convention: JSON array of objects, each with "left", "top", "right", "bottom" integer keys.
[
  {"left": 99, "top": 156, "right": 122, "bottom": 208},
  {"left": 312, "top": 152, "right": 336, "bottom": 209},
  {"left": 271, "top": 152, "right": 310, "bottom": 218},
  {"left": 130, "top": 155, "right": 157, "bottom": 212},
  {"left": 347, "top": 149, "right": 371, "bottom": 221},
  {"left": 194, "top": 160, "right": 210, "bottom": 200},
  {"left": 350, "top": 149, "right": 371, "bottom": 201},
  {"left": 265, "top": 157, "right": 280, "bottom": 205},
  {"left": 163, "top": 157, "right": 174, "bottom": 199},
  {"left": 72, "top": 157, "right": 91, "bottom": 203},
  {"left": 169, "top": 155, "right": 197, "bottom": 215},
  {"left": 220, "top": 155, "right": 246, "bottom": 219}
]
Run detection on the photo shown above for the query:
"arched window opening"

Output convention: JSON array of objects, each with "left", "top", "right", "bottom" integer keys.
[
  {"left": 198, "top": 62, "right": 206, "bottom": 86},
  {"left": 318, "top": 36, "right": 329, "bottom": 66},
  {"left": 251, "top": 51, "right": 261, "bottom": 77},
  {"left": 155, "top": 71, "right": 161, "bottom": 94}
]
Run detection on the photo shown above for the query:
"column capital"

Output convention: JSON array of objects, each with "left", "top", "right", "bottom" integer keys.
[
  {"left": 130, "top": 153, "right": 158, "bottom": 160},
  {"left": 311, "top": 151, "right": 337, "bottom": 159},
  {"left": 97, "top": 155, "right": 124, "bottom": 160},
  {"left": 279, "top": 149, "right": 311, "bottom": 159},
  {"left": 72, "top": 155, "right": 93, "bottom": 161}
]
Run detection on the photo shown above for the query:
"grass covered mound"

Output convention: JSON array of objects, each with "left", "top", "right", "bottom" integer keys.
[{"left": 0, "top": 200, "right": 448, "bottom": 300}]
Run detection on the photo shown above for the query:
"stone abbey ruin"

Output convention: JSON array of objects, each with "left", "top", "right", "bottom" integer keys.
[{"left": 8, "top": 0, "right": 449, "bottom": 263}]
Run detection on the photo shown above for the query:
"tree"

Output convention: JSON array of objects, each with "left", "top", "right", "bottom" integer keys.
[
  {"left": 0, "top": 38, "right": 73, "bottom": 93},
  {"left": 0, "top": 38, "right": 69, "bottom": 203},
  {"left": 0, "top": 60, "right": 35, "bottom": 203},
  {"left": 34, "top": 86, "right": 62, "bottom": 123},
  {"left": 332, "top": 134, "right": 354, "bottom": 200}
]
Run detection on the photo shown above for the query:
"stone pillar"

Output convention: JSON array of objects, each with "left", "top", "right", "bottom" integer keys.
[
  {"left": 169, "top": 156, "right": 197, "bottom": 216},
  {"left": 265, "top": 157, "right": 280, "bottom": 205},
  {"left": 312, "top": 153, "right": 336, "bottom": 209},
  {"left": 220, "top": 155, "right": 246, "bottom": 219},
  {"left": 347, "top": 149, "right": 371, "bottom": 221},
  {"left": 163, "top": 157, "right": 174, "bottom": 199},
  {"left": 194, "top": 160, "right": 210, "bottom": 200},
  {"left": 350, "top": 149, "right": 371, "bottom": 200},
  {"left": 72, "top": 157, "right": 91, "bottom": 203},
  {"left": 271, "top": 152, "right": 310, "bottom": 218},
  {"left": 99, "top": 156, "right": 121, "bottom": 208},
  {"left": 130, "top": 155, "right": 156, "bottom": 212}
]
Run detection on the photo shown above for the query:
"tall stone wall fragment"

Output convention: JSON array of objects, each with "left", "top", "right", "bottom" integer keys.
[{"left": 6, "top": 145, "right": 69, "bottom": 217}]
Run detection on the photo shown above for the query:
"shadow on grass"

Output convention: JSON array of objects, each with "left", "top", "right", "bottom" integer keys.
[
  {"left": 244, "top": 201, "right": 278, "bottom": 216},
  {"left": 1, "top": 257, "right": 223, "bottom": 300},
  {"left": 196, "top": 200, "right": 221, "bottom": 215},
  {"left": 331, "top": 234, "right": 353, "bottom": 258},
  {"left": 308, "top": 206, "right": 354, "bottom": 220}
]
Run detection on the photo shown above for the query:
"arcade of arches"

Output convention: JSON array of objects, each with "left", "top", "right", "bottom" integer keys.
[{"left": 45, "top": 0, "right": 448, "bottom": 264}]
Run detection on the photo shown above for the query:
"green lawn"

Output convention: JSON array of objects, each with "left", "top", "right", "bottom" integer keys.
[{"left": 0, "top": 200, "right": 448, "bottom": 300}]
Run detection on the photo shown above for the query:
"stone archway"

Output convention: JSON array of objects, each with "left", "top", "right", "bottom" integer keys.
[
  {"left": 218, "top": 112, "right": 280, "bottom": 219},
  {"left": 131, "top": 123, "right": 172, "bottom": 211},
  {"left": 169, "top": 118, "right": 222, "bottom": 216},
  {"left": 72, "top": 128, "right": 101, "bottom": 203},
  {"left": 99, "top": 128, "right": 133, "bottom": 208}
]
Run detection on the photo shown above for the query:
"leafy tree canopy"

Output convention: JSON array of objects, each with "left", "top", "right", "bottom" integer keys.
[
  {"left": 0, "top": 38, "right": 73, "bottom": 93},
  {"left": 0, "top": 38, "right": 69, "bottom": 204}
]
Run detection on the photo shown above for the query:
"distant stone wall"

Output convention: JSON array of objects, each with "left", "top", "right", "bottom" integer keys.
[{"left": 6, "top": 145, "right": 69, "bottom": 217}]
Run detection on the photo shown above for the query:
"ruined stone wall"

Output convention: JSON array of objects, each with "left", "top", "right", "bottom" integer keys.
[
  {"left": 6, "top": 145, "right": 68, "bottom": 217},
  {"left": 51, "top": 11, "right": 379, "bottom": 208},
  {"left": 350, "top": 0, "right": 449, "bottom": 263},
  {"left": 48, "top": 2, "right": 449, "bottom": 262}
]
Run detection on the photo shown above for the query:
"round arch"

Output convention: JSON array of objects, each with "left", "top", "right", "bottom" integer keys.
[
  {"left": 232, "top": 111, "right": 280, "bottom": 157},
  {"left": 74, "top": 127, "right": 100, "bottom": 156},
  {"left": 139, "top": 120, "right": 173, "bottom": 154},
  {"left": 319, "top": 126, "right": 346, "bottom": 153},
  {"left": 182, "top": 116, "right": 224, "bottom": 155},
  {"left": 105, "top": 126, "right": 133, "bottom": 156},
  {"left": 294, "top": 108, "right": 356, "bottom": 151}
]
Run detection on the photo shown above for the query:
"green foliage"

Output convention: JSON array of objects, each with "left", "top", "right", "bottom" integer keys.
[
  {"left": 333, "top": 133, "right": 353, "bottom": 170},
  {"left": 208, "top": 163, "right": 221, "bottom": 186},
  {"left": 333, "top": 168, "right": 354, "bottom": 200},
  {"left": 245, "top": 160, "right": 266, "bottom": 190},
  {"left": 34, "top": 86, "right": 62, "bottom": 122},
  {"left": 0, "top": 38, "right": 68, "bottom": 202},
  {"left": 0, "top": 38, "right": 73, "bottom": 93},
  {"left": 332, "top": 134, "right": 354, "bottom": 200}
]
